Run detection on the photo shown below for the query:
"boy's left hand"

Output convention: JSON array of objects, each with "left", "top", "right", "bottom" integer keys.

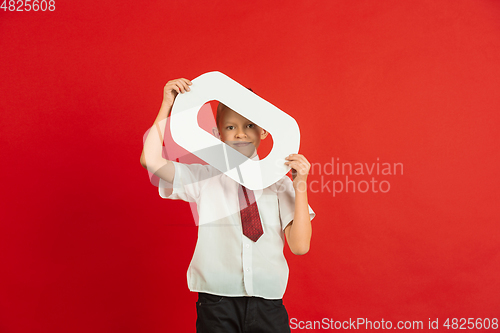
[{"left": 285, "top": 154, "right": 310, "bottom": 192}]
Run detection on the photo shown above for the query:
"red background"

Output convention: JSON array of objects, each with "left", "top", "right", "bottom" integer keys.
[{"left": 1, "top": 1, "right": 500, "bottom": 332}]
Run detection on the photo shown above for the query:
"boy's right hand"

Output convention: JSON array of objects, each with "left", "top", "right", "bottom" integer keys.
[{"left": 162, "top": 78, "right": 192, "bottom": 106}]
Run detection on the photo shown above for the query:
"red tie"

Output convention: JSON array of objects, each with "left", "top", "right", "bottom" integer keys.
[{"left": 238, "top": 185, "right": 264, "bottom": 242}]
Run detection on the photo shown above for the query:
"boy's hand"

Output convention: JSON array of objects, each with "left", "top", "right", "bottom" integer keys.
[
  {"left": 285, "top": 154, "right": 310, "bottom": 192},
  {"left": 162, "top": 78, "right": 192, "bottom": 106}
]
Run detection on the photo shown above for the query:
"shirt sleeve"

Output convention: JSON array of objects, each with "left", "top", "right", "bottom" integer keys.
[
  {"left": 158, "top": 162, "right": 215, "bottom": 203},
  {"left": 276, "top": 176, "right": 316, "bottom": 230}
]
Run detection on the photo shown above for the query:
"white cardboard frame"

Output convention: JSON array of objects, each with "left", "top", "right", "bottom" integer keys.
[{"left": 170, "top": 71, "right": 300, "bottom": 190}]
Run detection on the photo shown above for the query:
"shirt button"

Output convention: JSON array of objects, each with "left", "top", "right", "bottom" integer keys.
[
  {"left": 245, "top": 244, "right": 250, "bottom": 248},
  {"left": 246, "top": 268, "right": 250, "bottom": 272}
]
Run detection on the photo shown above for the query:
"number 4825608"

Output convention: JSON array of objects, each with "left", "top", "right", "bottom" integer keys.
[
  {"left": 443, "top": 318, "right": 498, "bottom": 330},
  {"left": 1, "top": 0, "right": 55, "bottom": 11}
]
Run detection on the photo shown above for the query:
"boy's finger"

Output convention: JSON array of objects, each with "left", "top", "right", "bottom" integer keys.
[
  {"left": 177, "top": 82, "right": 188, "bottom": 93},
  {"left": 178, "top": 78, "right": 192, "bottom": 85},
  {"left": 165, "top": 82, "right": 177, "bottom": 90},
  {"left": 174, "top": 83, "right": 183, "bottom": 93},
  {"left": 180, "top": 81, "right": 191, "bottom": 92},
  {"left": 178, "top": 80, "right": 189, "bottom": 89}
]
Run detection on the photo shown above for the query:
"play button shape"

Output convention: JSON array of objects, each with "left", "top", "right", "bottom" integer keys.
[{"left": 170, "top": 71, "right": 300, "bottom": 190}]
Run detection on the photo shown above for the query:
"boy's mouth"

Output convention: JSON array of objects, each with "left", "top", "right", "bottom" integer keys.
[
  {"left": 226, "top": 141, "right": 256, "bottom": 158},
  {"left": 231, "top": 141, "right": 252, "bottom": 147}
]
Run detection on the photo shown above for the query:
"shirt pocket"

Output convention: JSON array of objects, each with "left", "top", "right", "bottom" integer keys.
[{"left": 256, "top": 190, "right": 280, "bottom": 227}]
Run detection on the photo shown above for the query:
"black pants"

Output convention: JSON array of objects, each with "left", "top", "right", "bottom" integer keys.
[{"left": 196, "top": 293, "right": 291, "bottom": 333}]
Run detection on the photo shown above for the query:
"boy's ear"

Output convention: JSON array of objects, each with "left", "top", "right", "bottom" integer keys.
[
  {"left": 260, "top": 128, "right": 269, "bottom": 140},
  {"left": 212, "top": 127, "right": 220, "bottom": 139}
]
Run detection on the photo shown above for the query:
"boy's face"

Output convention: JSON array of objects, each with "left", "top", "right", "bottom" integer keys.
[{"left": 217, "top": 107, "right": 268, "bottom": 158}]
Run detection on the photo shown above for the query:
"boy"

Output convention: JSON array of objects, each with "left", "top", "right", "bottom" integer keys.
[{"left": 140, "top": 78, "right": 315, "bottom": 333}]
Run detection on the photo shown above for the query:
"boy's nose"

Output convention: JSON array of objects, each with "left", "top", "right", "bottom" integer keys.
[{"left": 235, "top": 129, "right": 247, "bottom": 138}]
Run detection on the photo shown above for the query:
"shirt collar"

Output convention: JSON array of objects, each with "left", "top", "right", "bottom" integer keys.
[{"left": 250, "top": 154, "right": 260, "bottom": 161}]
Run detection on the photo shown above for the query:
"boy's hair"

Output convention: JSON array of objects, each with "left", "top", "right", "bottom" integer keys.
[
  {"left": 215, "top": 102, "right": 228, "bottom": 130},
  {"left": 216, "top": 88, "right": 254, "bottom": 129}
]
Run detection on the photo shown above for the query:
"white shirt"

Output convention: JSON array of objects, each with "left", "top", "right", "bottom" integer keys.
[{"left": 159, "top": 160, "right": 315, "bottom": 299}]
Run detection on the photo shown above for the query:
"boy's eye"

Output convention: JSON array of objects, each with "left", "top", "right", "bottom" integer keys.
[
  {"left": 226, "top": 126, "right": 234, "bottom": 130},
  {"left": 247, "top": 124, "right": 255, "bottom": 128}
]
